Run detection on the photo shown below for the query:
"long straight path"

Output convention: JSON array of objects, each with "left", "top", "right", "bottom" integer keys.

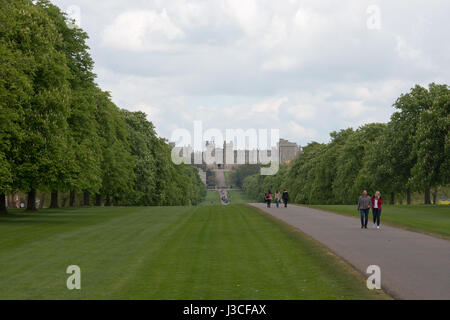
[
  {"left": 213, "top": 169, "right": 227, "bottom": 189},
  {"left": 250, "top": 203, "right": 450, "bottom": 300}
]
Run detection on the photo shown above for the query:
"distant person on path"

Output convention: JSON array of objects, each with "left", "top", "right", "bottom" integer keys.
[
  {"left": 265, "top": 190, "right": 273, "bottom": 208},
  {"left": 282, "top": 189, "right": 289, "bottom": 208},
  {"left": 275, "top": 190, "right": 281, "bottom": 208},
  {"left": 358, "top": 190, "right": 372, "bottom": 229},
  {"left": 371, "top": 191, "right": 383, "bottom": 229}
]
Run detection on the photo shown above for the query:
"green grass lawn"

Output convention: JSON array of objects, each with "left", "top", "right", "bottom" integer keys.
[
  {"left": 227, "top": 190, "right": 255, "bottom": 204},
  {"left": 309, "top": 204, "right": 450, "bottom": 239},
  {"left": 199, "top": 190, "right": 221, "bottom": 206},
  {"left": 0, "top": 205, "right": 388, "bottom": 300}
]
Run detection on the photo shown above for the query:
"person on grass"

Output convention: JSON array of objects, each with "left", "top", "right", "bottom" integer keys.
[
  {"left": 282, "top": 189, "right": 289, "bottom": 208},
  {"left": 265, "top": 190, "right": 273, "bottom": 208},
  {"left": 358, "top": 190, "right": 372, "bottom": 229},
  {"left": 275, "top": 190, "right": 281, "bottom": 208},
  {"left": 371, "top": 191, "right": 383, "bottom": 229}
]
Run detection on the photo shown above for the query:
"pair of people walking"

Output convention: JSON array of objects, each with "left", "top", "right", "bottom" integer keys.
[
  {"left": 358, "top": 190, "right": 383, "bottom": 229},
  {"left": 265, "top": 189, "right": 289, "bottom": 208}
]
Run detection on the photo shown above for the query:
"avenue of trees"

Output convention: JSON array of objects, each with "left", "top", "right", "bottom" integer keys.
[
  {"left": 243, "top": 83, "right": 449, "bottom": 205},
  {"left": 0, "top": 0, "right": 205, "bottom": 214}
]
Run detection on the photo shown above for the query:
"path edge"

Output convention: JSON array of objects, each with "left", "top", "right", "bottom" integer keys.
[{"left": 245, "top": 204, "right": 394, "bottom": 300}]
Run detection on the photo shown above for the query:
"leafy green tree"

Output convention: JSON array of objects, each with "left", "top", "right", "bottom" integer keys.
[
  {"left": 363, "top": 124, "right": 398, "bottom": 203},
  {"left": 120, "top": 110, "right": 158, "bottom": 206},
  {"left": 230, "top": 165, "right": 261, "bottom": 188},
  {"left": 0, "top": 8, "right": 33, "bottom": 213},
  {"left": 286, "top": 142, "right": 325, "bottom": 204},
  {"left": 1, "top": 0, "right": 72, "bottom": 211},
  {"left": 39, "top": 0, "right": 101, "bottom": 208},
  {"left": 410, "top": 84, "right": 450, "bottom": 203},
  {"left": 95, "top": 92, "right": 134, "bottom": 206},
  {"left": 391, "top": 84, "right": 445, "bottom": 204},
  {"left": 307, "top": 129, "right": 353, "bottom": 204}
]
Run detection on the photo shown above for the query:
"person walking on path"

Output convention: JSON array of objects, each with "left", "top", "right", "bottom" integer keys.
[
  {"left": 358, "top": 190, "right": 372, "bottom": 229},
  {"left": 282, "top": 189, "right": 289, "bottom": 208},
  {"left": 371, "top": 191, "right": 383, "bottom": 229},
  {"left": 275, "top": 190, "right": 281, "bottom": 208},
  {"left": 265, "top": 190, "right": 273, "bottom": 208}
]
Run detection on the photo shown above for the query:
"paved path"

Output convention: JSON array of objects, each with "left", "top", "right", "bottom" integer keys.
[
  {"left": 250, "top": 203, "right": 450, "bottom": 300},
  {"left": 213, "top": 169, "right": 227, "bottom": 189}
]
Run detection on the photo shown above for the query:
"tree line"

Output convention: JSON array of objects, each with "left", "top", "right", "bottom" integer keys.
[
  {"left": 0, "top": 0, "right": 205, "bottom": 214},
  {"left": 242, "top": 83, "right": 449, "bottom": 205}
]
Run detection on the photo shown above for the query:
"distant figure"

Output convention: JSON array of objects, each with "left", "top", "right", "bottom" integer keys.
[
  {"left": 275, "top": 190, "right": 281, "bottom": 208},
  {"left": 265, "top": 190, "right": 273, "bottom": 208},
  {"left": 282, "top": 189, "right": 289, "bottom": 208},
  {"left": 358, "top": 190, "right": 372, "bottom": 229},
  {"left": 371, "top": 191, "right": 383, "bottom": 229}
]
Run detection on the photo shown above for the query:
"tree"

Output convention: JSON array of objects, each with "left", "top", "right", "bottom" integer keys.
[
  {"left": 331, "top": 124, "right": 385, "bottom": 204},
  {"left": 230, "top": 165, "right": 261, "bottom": 188},
  {"left": 308, "top": 129, "right": 353, "bottom": 204},
  {"left": 120, "top": 110, "right": 157, "bottom": 206},
  {"left": 95, "top": 91, "right": 135, "bottom": 206},
  {"left": 410, "top": 84, "right": 450, "bottom": 202},
  {"left": 39, "top": 0, "right": 101, "bottom": 208},
  {"left": 1, "top": 0, "right": 72, "bottom": 211},
  {"left": 391, "top": 84, "right": 446, "bottom": 204},
  {"left": 0, "top": 14, "right": 32, "bottom": 213}
]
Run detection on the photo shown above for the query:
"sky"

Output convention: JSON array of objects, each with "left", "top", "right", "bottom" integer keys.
[{"left": 51, "top": 0, "right": 450, "bottom": 147}]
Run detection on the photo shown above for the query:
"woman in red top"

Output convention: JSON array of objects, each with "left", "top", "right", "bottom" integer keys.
[{"left": 371, "top": 191, "right": 383, "bottom": 229}]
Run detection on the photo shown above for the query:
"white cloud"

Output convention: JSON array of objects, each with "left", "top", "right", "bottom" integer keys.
[
  {"left": 102, "top": 9, "right": 184, "bottom": 51},
  {"left": 49, "top": 0, "right": 450, "bottom": 146},
  {"left": 286, "top": 103, "right": 317, "bottom": 121},
  {"left": 287, "top": 121, "right": 319, "bottom": 142},
  {"left": 395, "top": 36, "right": 421, "bottom": 61},
  {"left": 250, "top": 97, "right": 288, "bottom": 114}
]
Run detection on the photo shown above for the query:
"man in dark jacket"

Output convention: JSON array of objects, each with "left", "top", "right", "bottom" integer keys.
[
  {"left": 282, "top": 189, "right": 289, "bottom": 208},
  {"left": 358, "top": 190, "right": 372, "bottom": 229}
]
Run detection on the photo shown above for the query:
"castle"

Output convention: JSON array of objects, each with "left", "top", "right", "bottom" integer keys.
[{"left": 175, "top": 139, "right": 301, "bottom": 170}]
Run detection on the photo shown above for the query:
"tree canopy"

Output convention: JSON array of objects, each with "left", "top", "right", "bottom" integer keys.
[{"left": 0, "top": 0, "right": 205, "bottom": 213}]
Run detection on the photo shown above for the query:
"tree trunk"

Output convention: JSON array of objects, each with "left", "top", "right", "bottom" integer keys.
[
  {"left": 0, "top": 193, "right": 8, "bottom": 215},
  {"left": 424, "top": 187, "right": 431, "bottom": 205},
  {"left": 104, "top": 196, "right": 111, "bottom": 207},
  {"left": 390, "top": 192, "right": 395, "bottom": 205},
  {"left": 39, "top": 193, "right": 46, "bottom": 209},
  {"left": 69, "top": 190, "right": 75, "bottom": 207},
  {"left": 50, "top": 191, "right": 59, "bottom": 209},
  {"left": 26, "top": 190, "right": 37, "bottom": 211},
  {"left": 432, "top": 188, "right": 437, "bottom": 205},
  {"left": 83, "top": 191, "right": 90, "bottom": 206},
  {"left": 95, "top": 194, "right": 102, "bottom": 206},
  {"left": 406, "top": 188, "right": 411, "bottom": 205},
  {"left": 61, "top": 195, "right": 67, "bottom": 208}
]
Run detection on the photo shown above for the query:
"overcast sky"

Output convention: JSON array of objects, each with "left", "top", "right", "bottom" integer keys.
[{"left": 52, "top": 0, "right": 450, "bottom": 146}]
